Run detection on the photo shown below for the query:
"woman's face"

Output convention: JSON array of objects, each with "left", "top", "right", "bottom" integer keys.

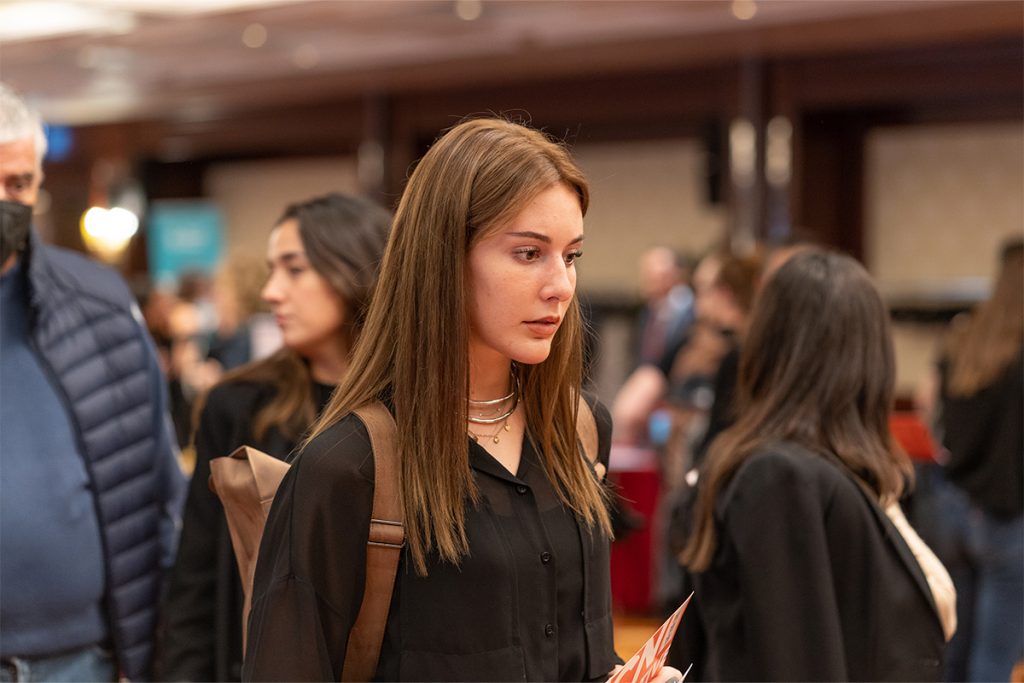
[
  {"left": 466, "top": 182, "right": 583, "bottom": 369},
  {"left": 700, "top": 283, "right": 744, "bottom": 331},
  {"left": 262, "top": 218, "right": 347, "bottom": 358}
]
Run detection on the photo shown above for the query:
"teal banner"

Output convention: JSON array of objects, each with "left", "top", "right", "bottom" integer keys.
[{"left": 147, "top": 200, "right": 224, "bottom": 286}]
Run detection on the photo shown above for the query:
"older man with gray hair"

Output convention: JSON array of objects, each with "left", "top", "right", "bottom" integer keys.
[{"left": 0, "top": 83, "right": 184, "bottom": 682}]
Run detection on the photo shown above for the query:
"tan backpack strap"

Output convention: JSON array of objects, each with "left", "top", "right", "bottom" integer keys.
[
  {"left": 576, "top": 394, "right": 604, "bottom": 481},
  {"left": 342, "top": 402, "right": 404, "bottom": 682}
]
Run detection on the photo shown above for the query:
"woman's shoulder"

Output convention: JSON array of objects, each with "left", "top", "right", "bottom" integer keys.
[
  {"left": 581, "top": 390, "right": 610, "bottom": 424},
  {"left": 712, "top": 443, "right": 875, "bottom": 540},
  {"left": 205, "top": 377, "right": 276, "bottom": 412},
  {"left": 723, "top": 442, "right": 850, "bottom": 506},
  {"left": 748, "top": 441, "right": 846, "bottom": 473},
  {"left": 580, "top": 391, "right": 613, "bottom": 467},
  {"left": 580, "top": 391, "right": 612, "bottom": 434},
  {"left": 290, "top": 411, "right": 376, "bottom": 488},
  {"left": 196, "top": 379, "right": 278, "bottom": 441}
]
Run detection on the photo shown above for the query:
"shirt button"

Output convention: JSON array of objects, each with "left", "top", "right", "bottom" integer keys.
[
  {"left": 540, "top": 552, "right": 552, "bottom": 564},
  {"left": 544, "top": 623, "right": 554, "bottom": 637},
  {"left": 515, "top": 485, "right": 528, "bottom": 495}
]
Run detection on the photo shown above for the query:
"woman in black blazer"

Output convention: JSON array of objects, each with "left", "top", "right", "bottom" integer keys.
[
  {"left": 679, "top": 250, "right": 954, "bottom": 681},
  {"left": 156, "top": 194, "right": 391, "bottom": 681}
]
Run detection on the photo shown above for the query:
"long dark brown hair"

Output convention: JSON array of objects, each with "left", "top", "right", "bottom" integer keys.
[
  {"left": 201, "top": 193, "right": 391, "bottom": 443},
  {"left": 945, "top": 238, "right": 1024, "bottom": 396},
  {"left": 309, "top": 118, "right": 611, "bottom": 575},
  {"left": 682, "top": 249, "right": 912, "bottom": 571}
]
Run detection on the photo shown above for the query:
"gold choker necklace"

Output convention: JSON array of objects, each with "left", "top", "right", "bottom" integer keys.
[
  {"left": 467, "top": 373, "right": 520, "bottom": 425},
  {"left": 468, "top": 386, "right": 515, "bottom": 407}
]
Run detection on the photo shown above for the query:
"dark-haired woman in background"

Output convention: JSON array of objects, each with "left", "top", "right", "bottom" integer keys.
[
  {"left": 156, "top": 193, "right": 391, "bottom": 681},
  {"left": 680, "top": 249, "right": 954, "bottom": 681},
  {"left": 929, "top": 239, "right": 1023, "bottom": 682}
]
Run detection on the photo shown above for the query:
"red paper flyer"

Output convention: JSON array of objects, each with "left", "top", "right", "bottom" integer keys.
[{"left": 608, "top": 593, "right": 692, "bottom": 683}]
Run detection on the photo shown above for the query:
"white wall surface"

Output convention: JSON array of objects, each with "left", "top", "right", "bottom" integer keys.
[
  {"left": 573, "top": 138, "right": 728, "bottom": 297},
  {"left": 866, "top": 121, "right": 1024, "bottom": 396},
  {"left": 205, "top": 156, "right": 359, "bottom": 260},
  {"left": 866, "top": 122, "right": 1023, "bottom": 291}
]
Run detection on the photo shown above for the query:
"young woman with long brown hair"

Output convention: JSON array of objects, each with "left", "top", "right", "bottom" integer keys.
[
  {"left": 241, "top": 118, "right": 682, "bottom": 682},
  {"left": 157, "top": 193, "right": 391, "bottom": 681},
  {"left": 928, "top": 239, "right": 1023, "bottom": 682},
  {"left": 679, "top": 249, "right": 953, "bottom": 681}
]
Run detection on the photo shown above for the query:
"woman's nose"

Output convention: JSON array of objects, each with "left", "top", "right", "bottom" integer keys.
[
  {"left": 261, "top": 270, "right": 283, "bottom": 303},
  {"left": 542, "top": 261, "right": 574, "bottom": 302}
]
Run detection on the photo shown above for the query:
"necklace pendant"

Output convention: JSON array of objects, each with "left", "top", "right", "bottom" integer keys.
[
  {"left": 492, "top": 435, "right": 501, "bottom": 444},
  {"left": 504, "top": 423, "right": 511, "bottom": 432}
]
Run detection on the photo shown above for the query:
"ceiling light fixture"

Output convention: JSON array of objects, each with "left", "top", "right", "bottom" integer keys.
[
  {"left": 766, "top": 116, "right": 793, "bottom": 187},
  {"left": 292, "top": 44, "right": 320, "bottom": 69},
  {"left": 81, "top": 206, "right": 140, "bottom": 263},
  {"left": 0, "top": 2, "right": 136, "bottom": 42},
  {"left": 242, "top": 22, "right": 267, "bottom": 48},
  {"left": 454, "top": 0, "right": 483, "bottom": 22},
  {"left": 100, "top": 0, "right": 292, "bottom": 13},
  {"left": 731, "top": 0, "right": 757, "bottom": 21}
]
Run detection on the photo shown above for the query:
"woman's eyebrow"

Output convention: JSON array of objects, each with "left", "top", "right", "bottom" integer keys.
[
  {"left": 506, "top": 230, "right": 585, "bottom": 245},
  {"left": 268, "top": 251, "right": 306, "bottom": 267}
]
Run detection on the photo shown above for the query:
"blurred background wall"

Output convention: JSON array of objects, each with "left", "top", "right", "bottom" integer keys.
[{"left": 205, "top": 156, "right": 359, "bottom": 259}]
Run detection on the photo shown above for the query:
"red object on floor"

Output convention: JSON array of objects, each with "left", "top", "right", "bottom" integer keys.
[
  {"left": 608, "top": 446, "right": 661, "bottom": 614},
  {"left": 890, "top": 412, "right": 938, "bottom": 462}
]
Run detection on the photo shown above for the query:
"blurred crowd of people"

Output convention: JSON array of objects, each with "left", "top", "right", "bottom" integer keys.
[
  {"left": 2, "top": 79, "right": 1021, "bottom": 682},
  {"left": 133, "top": 260, "right": 283, "bottom": 457}
]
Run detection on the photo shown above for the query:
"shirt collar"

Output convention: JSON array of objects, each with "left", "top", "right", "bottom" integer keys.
[{"left": 467, "top": 434, "right": 537, "bottom": 486}]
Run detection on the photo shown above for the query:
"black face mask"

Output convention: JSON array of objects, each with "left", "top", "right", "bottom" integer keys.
[{"left": 0, "top": 200, "right": 33, "bottom": 265}]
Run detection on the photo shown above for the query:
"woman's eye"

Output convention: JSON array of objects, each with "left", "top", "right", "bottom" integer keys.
[
  {"left": 514, "top": 247, "right": 541, "bottom": 262},
  {"left": 565, "top": 250, "right": 583, "bottom": 265},
  {"left": 287, "top": 266, "right": 306, "bottom": 277}
]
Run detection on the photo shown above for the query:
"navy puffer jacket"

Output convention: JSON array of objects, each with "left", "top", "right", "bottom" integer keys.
[{"left": 23, "top": 232, "right": 185, "bottom": 680}]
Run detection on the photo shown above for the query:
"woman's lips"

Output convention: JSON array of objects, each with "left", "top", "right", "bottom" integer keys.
[{"left": 524, "top": 317, "right": 560, "bottom": 337}]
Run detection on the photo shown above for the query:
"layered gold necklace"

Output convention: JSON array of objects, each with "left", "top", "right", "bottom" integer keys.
[{"left": 467, "top": 372, "right": 520, "bottom": 445}]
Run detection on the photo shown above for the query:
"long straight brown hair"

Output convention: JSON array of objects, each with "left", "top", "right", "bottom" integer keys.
[
  {"left": 309, "top": 117, "right": 612, "bottom": 575},
  {"left": 945, "top": 239, "right": 1024, "bottom": 397},
  {"left": 682, "top": 250, "right": 912, "bottom": 571},
  {"left": 199, "top": 193, "right": 391, "bottom": 443}
]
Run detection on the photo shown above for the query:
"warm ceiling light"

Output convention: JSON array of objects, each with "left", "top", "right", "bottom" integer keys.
[
  {"left": 454, "top": 0, "right": 483, "bottom": 22},
  {"left": 766, "top": 116, "right": 793, "bottom": 187},
  {"left": 0, "top": 0, "right": 291, "bottom": 42},
  {"left": 242, "top": 22, "right": 267, "bottom": 48},
  {"left": 101, "top": 0, "right": 292, "bottom": 13},
  {"left": 0, "top": 2, "right": 135, "bottom": 42},
  {"left": 731, "top": 0, "right": 757, "bottom": 21},
  {"left": 81, "top": 206, "right": 139, "bottom": 262},
  {"left": 292, "top": 44, "right": 320, "bottom": 69},
  {"left": 729, "top": 117, "right": 756, "bottom": 188}
]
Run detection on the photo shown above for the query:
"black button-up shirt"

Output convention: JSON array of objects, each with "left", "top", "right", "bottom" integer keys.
[
  {"left": 462, "top": 431, "right": 589, "bottom": 680},
  {"left": 244, "top": 398, "right": 618, "bottom": 682}
]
